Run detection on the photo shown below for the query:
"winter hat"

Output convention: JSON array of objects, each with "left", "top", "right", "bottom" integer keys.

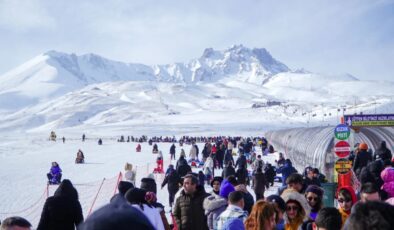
[
  {"left": 145, "top": 191, "right": 157, "bottom": 203},
  {"left": 281, "top": 188, "right": 311, "bottom": 222},
  {"left": 266, "top": 194, "right": 286, "bottom": 212},
  {"left": 210, "top": 176, "right": 224, "bottom": 187},
  {"left": 359, "top": 143, "right": 368, "bottom": 150},
  {"left": 381, "top": 167, "right": 394, "bottom": 183},
  {"left": 219, "top": 180, "right": 235, "bottom": 199},
  {"left": 381, "top": 167, "right": 394, "bottom": 198},
  {"left": 118, "top": 181, "right": 134, "bottom": 196},
  {"left": 78, "top": 200, "right": 154, "bottom": 230},
  {"left": 125, "top": 188, "right": 147, "bottom": 204},
  {"left": 305, "top": 185, "right": 324, "bottom": 198},
  {"left": 140, "top": 177, "right": 157, "bottom": 194},
  {"left": 336, "top": 186, "right": 357, "bottom": 205}
]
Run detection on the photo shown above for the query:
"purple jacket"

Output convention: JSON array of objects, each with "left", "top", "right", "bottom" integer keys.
[{"left": 50, "top": 166, "right": 62, "bottom": 175}]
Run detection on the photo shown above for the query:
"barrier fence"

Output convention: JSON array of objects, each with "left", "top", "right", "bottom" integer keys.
[{"left": 0, "top": 154, "right": 171, "bottom": 228}]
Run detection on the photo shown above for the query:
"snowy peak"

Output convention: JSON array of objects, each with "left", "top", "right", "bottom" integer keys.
[{"left": 197, "top": 45, "right": 290, "bottom": 81}]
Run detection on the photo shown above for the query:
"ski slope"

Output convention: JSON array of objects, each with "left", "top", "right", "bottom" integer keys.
[{"left": 0, "top": 133, "right": 280, "bottom": 229}]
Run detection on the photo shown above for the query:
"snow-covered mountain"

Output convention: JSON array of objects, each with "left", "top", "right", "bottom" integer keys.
[
  {"left": 0, "top": 45, "right": 288, "bottom": 111},
  {"left": 0, "top": 45, "right": 393, "bottom": 134}
]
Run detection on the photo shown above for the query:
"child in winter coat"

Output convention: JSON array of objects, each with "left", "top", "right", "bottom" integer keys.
[{"left": 47, "top": 162, "right": 62, "bottom": 184}]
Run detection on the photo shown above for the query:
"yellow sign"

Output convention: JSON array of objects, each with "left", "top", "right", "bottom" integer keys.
[{"left": 335, "top": 159, "right": 352, "bottom": 174}]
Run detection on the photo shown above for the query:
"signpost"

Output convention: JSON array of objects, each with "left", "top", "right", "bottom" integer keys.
[
  {"left": 335, "top": 158, "right": 352, "bottom": 174},
  {"left": 334, "top": 124, "right": 351, "bottom": 140},
  {"left": 333, "top": 123, "right": 352, "bottom": 192},
  {"left": 334, "top": 141, "right": 351, "bottom": 158}
]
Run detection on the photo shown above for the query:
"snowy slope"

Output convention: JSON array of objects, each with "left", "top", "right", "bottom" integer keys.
[{"left": 0, "top": 135, "right": 282, "bottom": 229}]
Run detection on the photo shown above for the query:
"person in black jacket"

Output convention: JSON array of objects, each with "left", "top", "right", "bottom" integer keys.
[
  {"left": 223, "top": 149, "right": 234, "bottom": 167},
  {"left": 162, "top": 166, "right": 181, "bottom": 207},
  {"left": 37, "top": 179, "right": 83, "bottom": 230},
  {"left": 176, "top": 156, "right": 191, "bottom": 178},
  {"left": 252, "top": 167, "right": 266, "bottom": 200},
  {"left": 236, "top": 166, "right": 249, "bottom": 186},
  {"left": 235, "top": 153, "right": 247, "bottom": 169},
  {"left": 170, "top": 143, "right": 176, "bottom": 160},
  {"left": 264, "top": 163, "right": 276, "bottom": 187},
  {"left": 222, "top": 161, "right": 236, "bottom": 179},
  {"left": 353, "top": 143, "right": 373, "bottom": 178},
  {"left": 374, "top": 141, "right": 392, "bottom": 162}
]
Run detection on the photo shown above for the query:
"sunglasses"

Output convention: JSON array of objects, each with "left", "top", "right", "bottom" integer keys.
[
  {"left": 337, "top": 198, "right": 351, "bottom": 203},
  {"left": 286, "top": 205, "right": 300, "bottom": 211},
  {"left": 307, "top": 196, "right": 319, "bottom": 202}
]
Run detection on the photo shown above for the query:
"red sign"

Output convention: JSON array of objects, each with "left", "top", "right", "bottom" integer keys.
[{"left": 334, "top": 141, "right": 351, "bottom": 158}]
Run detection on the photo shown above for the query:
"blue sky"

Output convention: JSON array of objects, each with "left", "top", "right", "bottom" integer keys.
[{"left": 0, "top": 0, "right": 393, "bottom": 81}]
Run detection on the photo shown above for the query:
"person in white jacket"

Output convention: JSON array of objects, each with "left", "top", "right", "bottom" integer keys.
[
  {"left": 203, "top": 155, "right": 214, "bottom": 183},
  {"left": 124, "top": 162, "right": 136, "bottom": 186},
  {"left": 125, "top": 188, "right": 165, "bottom": 230}
]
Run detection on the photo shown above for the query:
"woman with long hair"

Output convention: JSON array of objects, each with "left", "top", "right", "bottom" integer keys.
[
  {"left": 37, "top": 179, "right": 83, "bottom": 230},
  {"left": 244, "top": 200, "right": 277, "bottom": 230}
]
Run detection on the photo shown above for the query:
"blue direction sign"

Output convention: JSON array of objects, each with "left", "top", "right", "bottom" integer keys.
[
  {"left": 334, "top": 124, "right": 351, "bottom": 140},
  {"left": 344, "top": 114, "right": 394, "bottom": 127}
]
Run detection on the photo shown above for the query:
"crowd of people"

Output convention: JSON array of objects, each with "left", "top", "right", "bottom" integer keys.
[{"left": 2, "top": 137, "right": 394, "bottom": 230}]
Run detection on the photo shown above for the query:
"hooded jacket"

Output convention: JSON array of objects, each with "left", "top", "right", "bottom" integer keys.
[
  {"left": 374, "top": 141, "right": 392, "bottom": 161},
  {"left": 281, "top": 189, "right": 311, "bottom": 230},
  {"left": 381, "top": 167, "right": 394, "bottom": 198},
  {"left": 336, "top": 186, "right": 357, "bottom": 225},
  {"left": 37, "top": 180, "right": 83, "bottom": 230},
  {"left": 203, "top": 194, "right": 227, "bottom": 230}
]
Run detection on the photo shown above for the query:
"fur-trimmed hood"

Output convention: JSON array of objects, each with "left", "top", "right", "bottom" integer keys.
[
  {"left": 281, "top": 188, "right": 311, "bottom": 222},
  {"left": 203, "top": 194, "right": 227, "bottom": 213}
]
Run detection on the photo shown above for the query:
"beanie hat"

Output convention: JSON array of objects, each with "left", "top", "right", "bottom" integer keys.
[
  {"left": 305, "top": 185, "right": 324, "bottom": 197},
  {"left": 125, "top": 188, "right": 147, "bottom": 204},
  {"left": 145, "top": 191, "right": 157, "bottom": 204},
  {"left": 359, "top": 143, "right": 368, "bottom": 150},
  {"left": 381, "top": 167, "right": 394, "bottom": 183},
  {"left": 266, "top": 194, "right": 286, "bottom": 212},
  {"left": 210, "top": 176, "right": 223, "bottom": 187},
  {"left": 140, "top": 177, "right": 157, "bottom": 194},
  {"left": 219, "top": 180, "right": 235, "bottom": 199},
  {"left": 118, "top": 181, "right": 134, "bottom": 196},
  {"left": 78, "top": 201, "right": 154, "bottom": 230},
  {"left": 381, "top": 167, "right": 394, "bottom": 198}
]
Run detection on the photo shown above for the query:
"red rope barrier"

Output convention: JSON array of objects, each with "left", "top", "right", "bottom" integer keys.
[
  {"left": 0, "top": 187, "right": 47, "bottom": 215},
  {"left": 87, "top": 178, "right": 106, "bottom": 217},
  {"left": 113, "top": 172, "right": 123, "bottom": 196}
]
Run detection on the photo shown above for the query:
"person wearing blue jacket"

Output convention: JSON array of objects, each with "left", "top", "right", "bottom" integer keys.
[{"left": 277, "top": 159, "right": 297, "bottom": 186}]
